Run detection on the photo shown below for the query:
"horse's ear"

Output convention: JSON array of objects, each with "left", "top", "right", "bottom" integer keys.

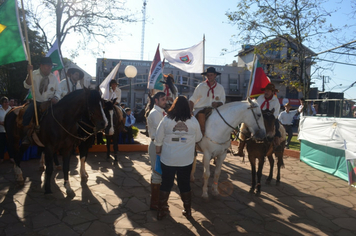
[{"left": 247, "top": 97, "right": 253, "bottom": 104}]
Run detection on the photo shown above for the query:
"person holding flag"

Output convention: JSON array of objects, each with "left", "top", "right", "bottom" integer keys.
[
  {"left": 235, "top": 83, "right": 281, "bottom": 157},
  {"left": 22, "top": 57, "right": 61, "bottom": 144},
  {"left": 189, "top": 67, "right": 226, "bottom": 135}
]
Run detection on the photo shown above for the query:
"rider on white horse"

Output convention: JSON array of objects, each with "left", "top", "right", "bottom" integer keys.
[
  {"left": 189, "top": 67, "right": 226, "bottom": 135},
  {"left": 236, "top": 83, "right": 281, "bottom": 157}
]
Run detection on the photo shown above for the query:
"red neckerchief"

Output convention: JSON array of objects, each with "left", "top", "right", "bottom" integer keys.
[
  {"left": 163, "top": 111, "right": 167, "bottom": 116},
  {"left": 206, "top": 79, "right": 217, "bottom": 98},
  {"left": 164, "top": 84, "right": 170, "bottom": 97},
  {"left": 261, "top": 95, "right": 273, "bottom": 110}
]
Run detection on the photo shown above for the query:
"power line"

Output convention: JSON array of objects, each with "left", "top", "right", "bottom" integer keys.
[{"left": 314, "top": 58, "right": 356, "bottom": 66}]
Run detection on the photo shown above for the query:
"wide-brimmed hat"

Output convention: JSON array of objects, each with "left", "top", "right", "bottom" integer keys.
[
  {"left": 261, "top": 83, "right": 279, "bottom": 93},
  {"left": 201, "top": 67, "right": 221, "bottom": 75},
  {"left": 67, "top": 68, "right": 84, "bottom": 79},
  {"left": 40, "top": 57, "right": 55, "bottom": 66}
]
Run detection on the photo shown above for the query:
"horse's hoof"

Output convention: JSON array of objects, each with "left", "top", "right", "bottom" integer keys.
[
  {"left": 249, "top": 188, "right": 255, "bottom": 194},
  {"left": 66, "top": 190, "right": 76, "bottom": 199},
  {"left": 255, "top": 191, "right": 261, "bottom": 197}
]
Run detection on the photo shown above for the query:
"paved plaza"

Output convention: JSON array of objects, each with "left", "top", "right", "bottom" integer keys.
[{"left": 1, "top": 131, "right": 356, "bottom": 236}]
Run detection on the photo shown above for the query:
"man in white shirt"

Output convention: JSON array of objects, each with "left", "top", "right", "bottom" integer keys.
[
  {"left": 146, "top": 91, "right": 166, "bottom": 210},
  {"left": 189, "top": 67, "right": 226, "bottom": 135},
  {"left": 278, "top": 103, "right": 299, "bottom": 149},
  {"left": 22, "top": 57, "right": 61, "bottom": 144},
  {"left": 60, "top": 68, "right": 85, "bottom": 98}
]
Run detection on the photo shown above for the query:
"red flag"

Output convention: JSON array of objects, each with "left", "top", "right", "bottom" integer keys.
[{"left": 247, "top": 57, "right": 271, "bottom": 98}]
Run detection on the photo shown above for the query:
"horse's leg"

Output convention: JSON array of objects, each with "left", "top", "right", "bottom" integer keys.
[
  {"left": 44, "top": 148, "right": 54, "bottom": 194},
  {"left": 201, "top": 152, "right": 211, "bottom": 200},
  {"left": 53, "top": 152, "right": 62, "bottom": 170},
  {"left": 39, "top": 152, "right": 45, "bottom": 171},
  {"left": 266, "top": 154, "right": 274, "bottom": 185},
  {"left": 105, "top": 135, "right": 111, "bottom": 160},
  {"left": 248, "top": 157, "right": 256, "bottom": 194},
  {"left": 211, "top": 152, "right": 227, "bottom": 197},
  {"left": 78, "top": 142, "right": 89, "bottom": 182},
  {"left": 113, "top": 134, "right": 119, "bottom": 162},
  {"left": 14, "top": 144, "right": 29, "bottom": 183},
  {"left": 275, "top": 146, "right": 285, "bottom": 185},
  {"left": 255, "top": 156, "right": 265, "bottom": 196},
  {"left": 190, "top": 154, "right": 197, "bottom": 182},
  {"left": 62, "top": 151, "right": 75, "bottom": 198}
]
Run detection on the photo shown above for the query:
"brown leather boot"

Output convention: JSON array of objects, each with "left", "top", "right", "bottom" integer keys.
[
  {"left": 157, "top": 191, "right": 170, "bottom": 220},
  {"left": 234, "top": 141, "right": 245, "bottom": 157},
  {"left": 150, "top": 183, "right": 160, "bottom": 210},
  {"left": 197, "top": 113, "right": 206, "bottom": 136},
  {"left": 181, "top": 191, "right": 192, "bottom": 219}
]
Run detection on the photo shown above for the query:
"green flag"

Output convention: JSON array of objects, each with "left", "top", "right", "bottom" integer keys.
[
  {"left": 0, "top": 0, "right": 28, "bottom": 66},
  {"left": 46, "top": 39, "right": 64, "bottom": 72}
]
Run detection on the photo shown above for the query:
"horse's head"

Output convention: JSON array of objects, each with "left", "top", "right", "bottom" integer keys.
[
  {"left": 102, "top": 99, "right": 125, "bottom": 135},
  {"left": 86, "top": 88, "right": 107, "bottom": 130},
  {"left": 262, "top": 108, "right": 276, "bottom": 141},
  {"left": 243, "top": 98, "right": 266, "bottom": 141}
]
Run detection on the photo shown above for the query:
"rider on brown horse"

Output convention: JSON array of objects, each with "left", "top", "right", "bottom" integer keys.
[{"left": 236, "top": 83, "right": 281, "bottom": 157}]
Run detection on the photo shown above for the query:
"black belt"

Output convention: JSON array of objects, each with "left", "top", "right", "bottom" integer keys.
[{"left": 282, "top": 124, "right": 292, "bottom": 126}]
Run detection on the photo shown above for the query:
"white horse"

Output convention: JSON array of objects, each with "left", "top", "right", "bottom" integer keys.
[{"left": 192, "top": 98, "right": 266, "bottom": 200}]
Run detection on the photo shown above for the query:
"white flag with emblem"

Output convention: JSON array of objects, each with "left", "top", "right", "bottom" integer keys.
[{"left": 162, "top": 41, "right": 203, "bottom": 73}]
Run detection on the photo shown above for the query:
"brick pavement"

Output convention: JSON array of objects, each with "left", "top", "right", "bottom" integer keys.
[{"left": 1, "top": 131, "right": 356, "bottom": 235}]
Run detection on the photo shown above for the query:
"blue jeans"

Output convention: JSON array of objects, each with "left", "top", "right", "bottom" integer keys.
[{"left": 160, "top": 162, "right": 192, "bottom": 193}]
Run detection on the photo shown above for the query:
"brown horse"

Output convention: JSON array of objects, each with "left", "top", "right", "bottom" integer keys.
[
  {"left": 5, "top": 88, "right": 107, "bottom": 196},
  {"left": 244, "top": 109, "right": 286, "bottom": 196}
]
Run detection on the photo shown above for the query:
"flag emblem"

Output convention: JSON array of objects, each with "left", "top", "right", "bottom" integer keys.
[
  {"left": 0, "top": 23, "right": 6, "bottom": 34},
  {"left": 179, "top": 55, "right": 191, "bottom": 64}
]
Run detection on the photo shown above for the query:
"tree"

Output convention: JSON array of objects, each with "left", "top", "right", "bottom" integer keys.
[
  {"left": 226, "top": 0, "right": 336, "bottom": 98},
  {"left": 25, "top": 0, "right": 136, "bottom": 56}
]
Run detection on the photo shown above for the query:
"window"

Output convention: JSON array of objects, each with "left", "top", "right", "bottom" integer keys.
[
  {"left": 135, "top": 75, "right": 146, "bottom": 87},
  {"left": 135, "top": 98, "right": 143, "bottom": 111},
  {"left": 229, "top": 78, "right": 238, "bottom": 91}
]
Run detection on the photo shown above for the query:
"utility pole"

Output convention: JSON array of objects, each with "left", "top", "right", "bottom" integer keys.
[
  {"left": 322, "top": 76, "right": 325, "bottom": 92},
  {"left": 140, "top": 0, "right": 147, "bottom": 60}
]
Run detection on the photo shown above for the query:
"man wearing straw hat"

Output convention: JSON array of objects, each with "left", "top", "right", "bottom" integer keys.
[
  {"left": 60, "top": 68, "right": 85, "bottom": 98},
  {"left": 189, "top": 67, "right": 226, "bottom": 135}
]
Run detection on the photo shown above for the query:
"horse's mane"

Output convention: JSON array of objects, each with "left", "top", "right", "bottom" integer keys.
[{"left": 57, "top": 89, "right": 85, "bottom": 105}]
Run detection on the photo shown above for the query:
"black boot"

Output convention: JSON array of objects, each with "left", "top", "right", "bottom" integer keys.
[
  {"left": 234, "top": 141, "right": 246, "bottom": 157},
  {"left": 181, "top": 191, "right": 192, "bottom": 219},
  {"left": 157, "top": 191, "right": 170, "bottom": 220}
]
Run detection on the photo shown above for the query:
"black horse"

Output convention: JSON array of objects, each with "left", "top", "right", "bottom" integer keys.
[
  {"left": 77, "top": 98, "right": 124, "bottom": 182},
  {"left": 5, "top": 88, "right": 107, "bottom": 196}
]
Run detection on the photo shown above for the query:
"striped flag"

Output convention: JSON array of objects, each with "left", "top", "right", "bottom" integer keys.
[
  {"left": 247, "top": 56, "right": 271, "bottom": 98},
  {"left": 147, "top": 44, "right": 164, "bottom": 90},
  {"left": 46, "top": 39, "right": 64, "bottom": 72}
]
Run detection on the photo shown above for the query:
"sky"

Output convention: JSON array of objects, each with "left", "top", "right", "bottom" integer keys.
[{"left": 59, "top": 0, "right": 356, "bottom": 99}]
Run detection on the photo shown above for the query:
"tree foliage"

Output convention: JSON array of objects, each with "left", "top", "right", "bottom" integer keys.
[
  {"left": 26, "top": 0, "right": 136, "bottom": 55},
  {"left": 226, "top": 0, "right": 336, "bottom": 97}
]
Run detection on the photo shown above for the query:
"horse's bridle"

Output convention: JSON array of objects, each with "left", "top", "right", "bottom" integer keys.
[{"left": 49, "top": 96, "right": 99, "bottom": 142}]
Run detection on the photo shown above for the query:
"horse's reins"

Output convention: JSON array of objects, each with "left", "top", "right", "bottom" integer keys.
[{"left": 50, "top": 98, "right": 97, "bottom": 142}]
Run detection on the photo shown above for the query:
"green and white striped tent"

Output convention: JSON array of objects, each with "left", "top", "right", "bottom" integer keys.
[{"left": 298, "top": 116, "right": 356, "bottom": 186}]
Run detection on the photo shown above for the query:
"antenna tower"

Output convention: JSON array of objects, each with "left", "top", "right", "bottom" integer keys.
[{"left": 140, "top": 0, "right": 147, "bottom": 60}]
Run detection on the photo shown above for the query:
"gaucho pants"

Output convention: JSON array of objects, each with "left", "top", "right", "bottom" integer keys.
[{"left": 149, "top": 140, "right": 162, "bottom": 184}]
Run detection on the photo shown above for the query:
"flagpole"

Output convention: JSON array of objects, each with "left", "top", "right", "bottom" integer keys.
[
  {"left": 202, "top": 34, "right": 205, "bottom": 80},
  {"left": 246, "top": 54, "right": 257, "bottom": 99},
  {"left": 20, "top": 0, "right": 39, "bottom": 127}
]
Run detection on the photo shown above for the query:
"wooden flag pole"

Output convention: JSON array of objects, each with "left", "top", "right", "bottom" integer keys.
[
  {"left": 20, "top": 0, "right": 39, "bottom": 127},
  {"left": 246, "top": 54, "right": 257, "bottom": 99},
  {"left": 202, "top": 34, "right": 205, "bottom": 80}
]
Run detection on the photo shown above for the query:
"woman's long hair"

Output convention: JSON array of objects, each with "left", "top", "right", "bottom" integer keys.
[{"left": 167, "top": 96, "right": 191, "bottom": 122}]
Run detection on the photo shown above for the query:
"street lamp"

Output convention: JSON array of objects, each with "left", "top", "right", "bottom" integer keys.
[
  {"left": 330, "top": 84, "right": 342, "bottom": 91},
  {"left": 124, "top": 65, "right": 137, "bottom": 109}
]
